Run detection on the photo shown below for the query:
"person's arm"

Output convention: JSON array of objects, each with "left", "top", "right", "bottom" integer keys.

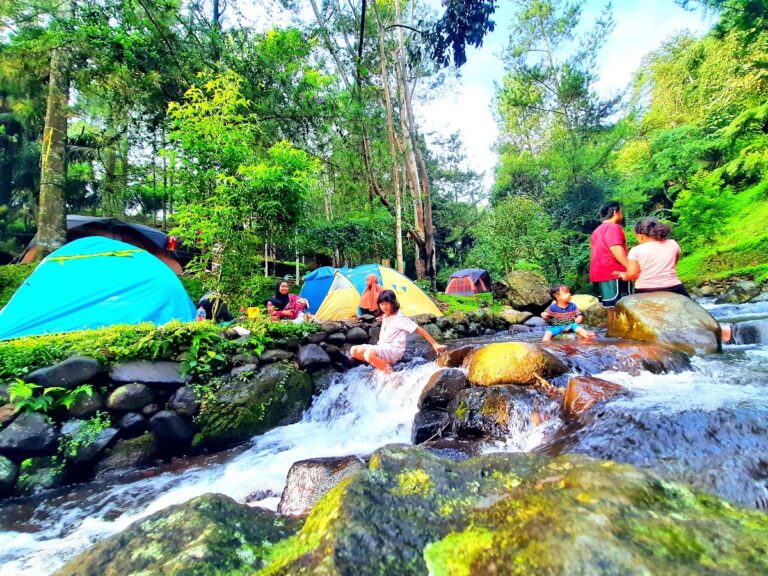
[
  {"left": 541, "top": 308, "right": 551, "bottom": 320},
  {"left": 415, "top": 326, "right": 447, "bottom": 354},
  {"left": 609, "top": 244, "right": 629, "bottom": 269},
  {"left": 617, "top": 259, "right": 640, "bottom": 281}
]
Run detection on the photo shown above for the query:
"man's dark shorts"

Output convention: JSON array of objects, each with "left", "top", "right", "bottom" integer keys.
[{"left": 596, "top": 280, "right": 633, "bottom": 307}]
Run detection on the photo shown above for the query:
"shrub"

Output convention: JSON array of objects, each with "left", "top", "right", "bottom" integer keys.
[{"left": 0, "top": 263, "right": 35, "bottom": 307}]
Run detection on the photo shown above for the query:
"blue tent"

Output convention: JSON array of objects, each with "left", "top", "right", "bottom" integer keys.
[
  {"left": 0, "top": 237, "right": 196, "bottom": 340},
  {"left": 299, "top": 266, "right": 349, "bottom": 314}
]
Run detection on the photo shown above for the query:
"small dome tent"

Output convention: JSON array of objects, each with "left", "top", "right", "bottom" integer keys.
[
  {"left": 314, "top": 263, "right": 442, "bottom": 321},
  {"left": 299, "top": 266, "right": 350, "bottom": 314},
  {"left": 445, "top": 268, "right": 492, "bottom": 296},
  {"left": 0, "top": 237, "right": 196, "bottom": 340}
]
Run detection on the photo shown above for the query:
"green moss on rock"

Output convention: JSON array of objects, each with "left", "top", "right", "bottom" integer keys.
[
  {"left": 54, "top": 493, "right": 302, "bottom": 576},
  {"left": 197, "top": 363, "right": 312, "bottom": 448},
  {"left": 255, "top": 446, "right": 768, "bottom": 575}
]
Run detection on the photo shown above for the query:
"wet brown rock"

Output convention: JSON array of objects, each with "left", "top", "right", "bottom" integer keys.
[
  {"left": 278, "top": 455, "right": 366, "bottom": 516},
  {"left": 563, "top": 376, "right": 626, "bottom": 419},
  {"left": 436, "top": 345, "right": 475, "bottom": 368}
]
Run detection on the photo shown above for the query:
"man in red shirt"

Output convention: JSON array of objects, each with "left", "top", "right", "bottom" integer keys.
[{"left": 590, "top": 201, "right": 632, "bottom": 306}]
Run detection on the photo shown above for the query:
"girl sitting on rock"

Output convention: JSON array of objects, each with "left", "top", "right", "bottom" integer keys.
[{"left": 350, "top": 290, "right": 447, "bottom": 374}]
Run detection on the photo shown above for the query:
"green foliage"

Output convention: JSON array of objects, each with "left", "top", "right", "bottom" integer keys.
[
  {"left": 59, "top": 411, "right": 112, "bottom": 461},
  {"left": 0, "top": 263, "right": 35, "bottom": 307},
  {"left": 7, "top": 379, "right": 93, "bottom": 414},
  {"left": 467, "top": 197, "right": 561, "bottom": 279},
  {"left": 168, "top": 70, "right": 320, "bottom": 314},
  {"left": 673, "top": 172, "right": 735, "bottom": 249},
  {"left": 435, "top": 292, "right": 500, "bottom": 315}
]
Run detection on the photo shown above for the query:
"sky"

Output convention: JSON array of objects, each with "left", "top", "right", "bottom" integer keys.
[{"left": 416, "top": 0, "right": 716, "bottom": 190}]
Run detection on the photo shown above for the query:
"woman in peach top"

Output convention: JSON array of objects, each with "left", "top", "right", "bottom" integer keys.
[{"left": 616, "top": 218, "right": 689, "bottom": 297}]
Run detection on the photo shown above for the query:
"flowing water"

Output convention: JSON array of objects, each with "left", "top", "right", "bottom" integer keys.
[{"left": 1, "top": 300, "right": 768, "bottom": 575}]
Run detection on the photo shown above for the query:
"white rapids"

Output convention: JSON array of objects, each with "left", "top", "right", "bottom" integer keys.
[{"left": 0, "top": 362, "right": 437, "bottom": 576}]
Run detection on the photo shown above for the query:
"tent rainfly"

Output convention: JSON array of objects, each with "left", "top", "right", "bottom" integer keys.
[{"left": 445, "top": 269, "right": 492, "bottom": 296}]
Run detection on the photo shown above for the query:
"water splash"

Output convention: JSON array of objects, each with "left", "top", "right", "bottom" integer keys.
[{"left": 0, "top": 362, "right": 438, "bottom": 576}]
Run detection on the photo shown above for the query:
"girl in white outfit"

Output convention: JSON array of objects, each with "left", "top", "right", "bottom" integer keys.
[{"left": 350, "top": 290, "right": 446, "bottom": 374}]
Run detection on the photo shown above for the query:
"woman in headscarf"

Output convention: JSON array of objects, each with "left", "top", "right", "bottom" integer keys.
[
  {"left": 266, "top": 281, "right": 308, "bottom": 321},
  {"left": 358, "top": 273, "right": 383, "bottom": 317}
]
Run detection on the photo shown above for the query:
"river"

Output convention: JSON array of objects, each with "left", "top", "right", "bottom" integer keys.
[{"left": 1, "top": 300, "right": 767, "bottom": 575}]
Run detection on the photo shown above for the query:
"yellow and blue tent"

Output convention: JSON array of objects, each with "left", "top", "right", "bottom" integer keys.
[{"left": 314, "top": 263, "right": 442, "bottom": 321}]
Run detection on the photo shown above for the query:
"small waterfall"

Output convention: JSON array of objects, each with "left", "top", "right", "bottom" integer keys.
[{"left": 0, "top": 362, "right": 439, "bottom": 576}]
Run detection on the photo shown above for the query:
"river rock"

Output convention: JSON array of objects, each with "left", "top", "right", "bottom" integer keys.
[
  {"left": 110, "top": 361, "right": 188, "bottom": 385},
  {"left": 307, "top": 331, "right": 327, "bottom": 344},
  {"left": 608, "top": 292, "right": 722, "bottom": 355},
  {"left": 449, "top": 386, "right": 542, "bottom": 439},
  {"left": 749, "top": 291, "right": 768, "bottom": 303},
  {"left": 0, "top": 455, "right": 17, "bottom": 497},
  {"left": 107, "top": 383, "right": 154, "bottom": 412},
  {"left": 501, "top": 270, "right": 551, "bottom": 312},
  {"left": 231, "top": 352, "right": 260, "bottom": 366},
  {"left": 298, "top": 344, "right": 331, "bottom": 372},
  {"left": 368, "top": 325, "right": 381, "bottom": 341},
  {"left": 61, "top": 421, "right": 119, "bottom": 464},
  {"left": 412, "top": 313, "right": 437, "bottom": 325},
  {"left": 447, "top": 311, "right": 468, "bottom": 328},
  {"left": 581, "top": 303, "right": 608, "bottom": 328},
  {"left": 24, "top": 355, "right": 103, "bottom": 389},
  {"left": 411, "top": 409, "right": 449, "bottom": 444},
  {"left": 117, "top": 412, "right": 147, "bottom": 438},
  {"left": 436, "top": 345, "right": 475, "bottom": 368},
  {"left": 468, "top": 342, "right": 567, "bottom": 386},
  {"left": 418, "top": 368, "right": 468, "bottom": 410},
  {"left": 167, "top": 386, "right": 199, "bottom": 417},
  {"left": 65, "top": 390, "right": 104, "bottom": 418},
  {"left": 0, "top": 412, "right": 57, "bottom": 457},
  {"left": 320, "top": 321, "right": 343, "bottom": 334},
  {"left": 95, "top": 434, "right": 157, "bottom": 478},
  {"left": 421, "top": 323, "right": 443, "bottom": 341},
  {"left": 197, "top": 363, "right": 312, "bottom": 448},
  {"left": 0, "top": 403, "right": 17, "bottom": 428},
  {"left": 542, "top": 404, "right": 768, "bottom": 512},
  {"left": 142, "top": 403, "right": 160, "bottom": 417},
  {"left": 499, "top": 308, "right": 533, "bottom": 325},
  {"left": 563, "top": 376, "right": 626, "bottom": 419},
  {"left": 55, "top": 493, "right": 302, "bottom": 576},
  {"left": 260, "top": 445, "right": 768, "bottom": 575},
  {"left": 524, "top": 316, "right": 546, "bottom": 327},
  {"left": 570, "top": 294, "right": 599, "bottom": 311},
  {"left": 148, "top": 411, "right": 195, "bottom": 453},
  {"left": 545, "top": 340, "right": 691, "bottom": 375},
  {"left": 230, "top": 363, "right": 258, "bottom": 378},
  {"left": 259, "top": 349, "right": 295, "bottom": 364},
  {"left": 272, "top": 337, "right": 301, "bottom": 351},
  {"left": 0, "top": 383, "right": 7, "bottom": 403},
  {"left": 324, "top": 332, "right": 346, "bottom": 348},
  {"left": 15, "top": 456, "right": 65, "bottom": 496},
  {"left": 278, "top": 455, "right": 367, "bottom": 516},
  {"left": 715, "top": 280, "right": 762, "bottom": 304}
]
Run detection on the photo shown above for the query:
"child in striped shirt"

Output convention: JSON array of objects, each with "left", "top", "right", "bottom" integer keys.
[{"left": 541, "top": 284, "right": 596, "bottom": 342}]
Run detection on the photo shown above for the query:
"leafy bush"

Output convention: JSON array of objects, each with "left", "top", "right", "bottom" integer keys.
[
  {"left": 7, "top": 379, "right": 94, "bottom": 414},
  {"left": 0, "top": 263, "right": 35, "bottom": 307},
  {"left": 0, "top": 317, "right": 321, "bottom": 382}
]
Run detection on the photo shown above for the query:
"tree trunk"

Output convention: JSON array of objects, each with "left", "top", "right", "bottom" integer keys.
[
  {"left": 394, "top": 0, "right": 435, "bottom": 287},
  {"left": 373, "top": 1, "right": 403, "bottom": 273},
  {"left": 36, "top": 33, "right": 70, "bottom": 259}
]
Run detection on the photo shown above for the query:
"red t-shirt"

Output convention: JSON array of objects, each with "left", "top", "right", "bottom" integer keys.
[{"left": 589, "top": 223, "right": 627, "bottom": 282}]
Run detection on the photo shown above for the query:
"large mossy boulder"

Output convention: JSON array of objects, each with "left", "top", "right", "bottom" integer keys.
[
  {"left": 198, "top": 363, "right": 312, "bottom": 448},
  {"left": 500, "top": 270, "right": 551, "bottom": 312},
  {"left": 54, "top": 493, "right": 302, "bottom": 576},
  {"left": 608, "top": 292, "right": 722, "bottom": 355},
  {"left": 467, "top": 342, "right": 567, "bottom": 386},
  {"left": 715, "top": 280, "right": 762, "bottom": 304},
  {"left": 449, "top": 386, "right": 542, "bottom": 439},
  {"left": 258, "top": 445, "right": 768, "bottom": 576}
]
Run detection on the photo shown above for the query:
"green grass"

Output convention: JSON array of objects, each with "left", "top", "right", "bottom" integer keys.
[
  {"left": 0, "top": 263, "right": 35, "bottom": 308},
  {"left": 678, "top": 182, "right": 768, "bottom": 285},
  {"left": 434, "top": 292, "right": 502, "bottom": 315}
]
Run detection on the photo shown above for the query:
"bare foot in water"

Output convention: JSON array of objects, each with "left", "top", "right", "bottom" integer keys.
[{"left": 379, "top": 364, "right": 394, "bottom": 375}]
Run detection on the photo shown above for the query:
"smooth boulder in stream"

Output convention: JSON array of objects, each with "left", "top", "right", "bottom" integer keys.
[
  {"left": 467, "top": 342, "right": 567, "bottom": 386},
  {"left": 258, "top": 445, "right": 768, "bottom": 575},
  {"left": 607, "top": 292, "right": 722, "bottom": 355},
  {"left": 54, "top": 493, "right": 302, "bottom": 576}
]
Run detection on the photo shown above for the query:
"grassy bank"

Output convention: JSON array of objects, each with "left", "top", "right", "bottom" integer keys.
[{"left": 677, "top": 182, "right": 768, "bottom": 286}]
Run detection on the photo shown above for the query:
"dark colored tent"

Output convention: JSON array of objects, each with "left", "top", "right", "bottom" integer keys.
[
  {"left": 445, "top": 268, "right": 492, "bottom": 296},
  {"left": 22, "top": 215, "right": 184, "bottom": 274}
]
